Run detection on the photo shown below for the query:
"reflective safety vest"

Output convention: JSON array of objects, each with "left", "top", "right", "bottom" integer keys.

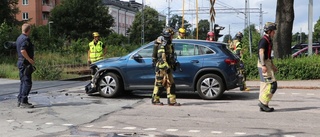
[
  {"left": 89, "top": 41, "right": 104, "bottom": 63},
  {"left": 177, "top": 35, "right": 184, "bottom": 39}
]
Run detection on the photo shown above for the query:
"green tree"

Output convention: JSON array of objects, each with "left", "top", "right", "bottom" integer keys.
[
  {"left": 49, "top": 0, "right": 114, "bottom": 39},
  {"left": 0, "top": 0, "right": 20, "bottom": 25},
  {"left": 129, "top": 6, "right": 165, "bottom": 45},
  {"left": 223, "top": 34, "right": 232, "bottom": 43},
  {"left": 168, "top": 14, "right": 192, "bottom": 34},
  {"left": 274, "top": 0, "right": 294, "bottom": 58},
  {"left": 314, "top": 17, "right": 320, "bottom": 42},
  {"left": 193, "top": 19, "right": 209, "bottom": 40},
  {"left": 292, "top": 32, "right": 307, "bottom": 45},
  {"left": 242, "top": 24, "right": 261, "bottom": 56}
]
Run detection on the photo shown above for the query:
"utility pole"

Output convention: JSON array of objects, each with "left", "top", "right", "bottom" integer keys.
[
  {"left": 308, "top": 0, "right": 313, "bottom": 56},
  {"left": 141, "top": 0, "right": 145, "bottom": 45},
  {"left": 182, "top": 0, "right": 185, "bottom": 28},
  {"left": 196, "top": 0, "right": 199, "bottom": 39},
  {"left": 259, "top": 4, "right": 263, "bottom": 37},
  {"left": 247, "top": 0, "right": 252, "bottom": 57},
  {"left": 167, "top": 0, "right": 171, "bottom": 27}
]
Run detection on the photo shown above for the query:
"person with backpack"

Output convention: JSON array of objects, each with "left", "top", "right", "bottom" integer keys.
[
  {"left": 151, "top": 27, "right": 180, "bottom": 106},
  {"left": 257, "top": 22, "right": 278, "bottom": 112}
]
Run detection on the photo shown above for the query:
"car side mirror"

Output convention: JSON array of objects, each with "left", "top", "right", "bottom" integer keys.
[{"left": 133, "top": 53, "right": 142, "bottom": 60}]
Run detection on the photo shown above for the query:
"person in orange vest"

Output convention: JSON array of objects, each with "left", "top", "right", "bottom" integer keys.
[{"left": 87, "top": 32, "right": 106, "bottom": 64}]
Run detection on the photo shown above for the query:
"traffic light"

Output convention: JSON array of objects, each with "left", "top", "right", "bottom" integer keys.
[{"left": 213, "top": 24, "right": 225, "bottom": 41}]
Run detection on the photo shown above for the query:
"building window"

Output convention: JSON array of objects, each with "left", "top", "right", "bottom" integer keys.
[
  {"left": 23, "top": 0, "right": 29, "bottom": 5},
  {"left": 42, "top": 13, "right": 48, "bottom": 20},
  {"left": 22, "top": 12, "right": 29, "bottom": 20}
]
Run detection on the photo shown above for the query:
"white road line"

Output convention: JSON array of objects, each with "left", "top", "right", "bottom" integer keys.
[
  {"left": 123, "top": 127, "right": 136, "bottom": 130},
  {"left": 188, "top": 130, "right": 200, "bottom": 133},
  {"left": 6, "top": 120, "right": 15, "bottom": 122},
  {"left": 24, "top": 121, "right": 33, "bottom": 124},
  {"left": 45, "top": 122, "right": 54, "bottom": 125},
  {"left": 101, "top": 126, "right": 114, "bottom": 129},
  {"left": 292, "top": 93, "right": 300, "bottom": 95},
  {"left": 284, "top": 135, "right": 295, "bottom": 137},
  {"left": 166, "top": 129, "right": 178, "bottom": 132},
  {"left": 144, "top": 128, "right": 157, "bottom": 130},
  {"left": 62, "top": 123, "right": 73, "bottom": 126},
  {"left": 234, "top": 132, "right": 246, "bottom": 135},
  {"left": 211, "top": 131, "right": 222, "bottom": 134},
  {"left": 307, "top": 93, "right": 315, "bottom": 95},
  {"left": 85, "top": 125, "right": 94, "bottom": 127},
  {"left": 259, "top": 133, "right": 270, "bottom": 136}
]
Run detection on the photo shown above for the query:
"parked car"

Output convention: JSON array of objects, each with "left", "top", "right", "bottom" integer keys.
[
  {"left": 292, "top": 45, "right": 320, "bottom": 58},
  {"left": 291, "top": 43, "right": 320, "bottom": 54},
  {"left": 86, "top": 39, "right": 243, "bottom": 100}
]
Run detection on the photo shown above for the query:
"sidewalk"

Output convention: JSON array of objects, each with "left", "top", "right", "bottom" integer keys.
[{"left": 246, "top": 80, "right": 320, "bottom": 89}]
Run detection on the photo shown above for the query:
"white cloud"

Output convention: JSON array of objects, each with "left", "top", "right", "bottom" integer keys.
[{"left": 123, "top": 0, "right": 320, "bottom": 35}]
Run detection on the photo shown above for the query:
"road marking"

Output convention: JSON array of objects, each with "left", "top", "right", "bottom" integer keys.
[
  {"left": 292, "top": 93, "right": 300, "bottom": 95},
  {"left": 45, "top": 122, "right": 54, "bottom": 125},
  {"left": 101, "top": 126, "right": 114, "bottom": 129},
  {"left": 24, "top": 121, "right": 33, "bottom": 123},
  {"left": 307, "top": 93, "right": 315, "bottom": 95},
  {"left": 62, "top": 123, "right": 73, "bottom": 126},
  {"left": 259, "top": 133, "right": 270, "bottom": 136},
  {"left": 123, "top": 127, "right": 136, "bottom": 130},
  {"left": 234, "top": 132, "right": 246, "bottom": 135},
  {"left": 6, "top": 120, "right": 15, "bottom": 122},
  {"left": 188, "top": 130, "right": 200, "bottom": 133},
  {"left": 144, "top": 128, "right": 157, "bottom": 130},
  {"left": 284, "top": 135, "right": 295, "bottom": 137},
  {"left": 211, "top": 131, "right": 222, "bottom": 134},
  {"left": 166, "top": 129, "right": 178, "bottom": 132},
  {"left": 278, "top": 92, "right": 285, "bottom": 94},
  {"left": 85, "top": 125, "right": 94, "bottom": 127}
]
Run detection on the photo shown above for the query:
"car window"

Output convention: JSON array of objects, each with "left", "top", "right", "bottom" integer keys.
[
  {"left": 198, "top": 45, "right": 215, "bottom": 55},
  {"left": 174, "top": 43, "right": 196, "bottom": 56},
  {"left": 136, "top": 45, "right": 153, "bottom": 58}
]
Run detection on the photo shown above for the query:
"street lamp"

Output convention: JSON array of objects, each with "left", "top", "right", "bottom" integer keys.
[{"left": 48, "top": 21, "right": 54, "bottom": 37}]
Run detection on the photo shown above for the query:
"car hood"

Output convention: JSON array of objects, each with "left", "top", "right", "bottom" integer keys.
[{"left": 93, "top": 57, "right": 121, "bottom": 66}]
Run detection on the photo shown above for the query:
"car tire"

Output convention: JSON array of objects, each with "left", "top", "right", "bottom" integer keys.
[
  {"left": 98, "top": 72, "right": 123, "bottom": 98},
  {"left": 196, "top": 74, "right": 225, "bottom": 100}
]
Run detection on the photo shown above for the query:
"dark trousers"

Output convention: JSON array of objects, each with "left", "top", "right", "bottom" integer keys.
[{"left": 18, "top": 63, "right": 32, "bottom": 103}]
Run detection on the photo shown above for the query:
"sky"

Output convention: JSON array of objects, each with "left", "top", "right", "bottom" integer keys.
[{"left": 123, "top": 0, "right": 320, "bottom": 36}]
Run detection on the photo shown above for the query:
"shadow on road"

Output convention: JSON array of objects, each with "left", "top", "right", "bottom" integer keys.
[{"left": 275, "top": 107, "right": 320, "bottom": 112}]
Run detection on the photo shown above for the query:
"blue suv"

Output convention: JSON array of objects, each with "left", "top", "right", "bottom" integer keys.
[{"left": 86, "top": 39, "right": 243, "bottom": 100}]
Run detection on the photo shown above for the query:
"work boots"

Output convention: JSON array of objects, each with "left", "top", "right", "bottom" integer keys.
[
  {"left": 19, "top": 102, "right": 34, "bottom": 108},
  {"left": 151, "top": 95, "right": 163, "bottom": 105},
  {"left": 258, "top": 102, "right": 274, "bottom": 112},
  {"left": 168, "top": 98, "right": 181, "bottom": 106}
]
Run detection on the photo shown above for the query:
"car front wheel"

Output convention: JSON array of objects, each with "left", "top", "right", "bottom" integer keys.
[
  {"left": 196, "top": 74, "right": 225, "bottom": 100},
  {"left": 98, "top": 72, "right": 123, "bottom": 98}
]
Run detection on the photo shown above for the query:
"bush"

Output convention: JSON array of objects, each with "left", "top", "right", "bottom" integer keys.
[
  {"left": 243, "top": 55, "right": 320, "bottom": 80},
  {"left": 33, "top": 60, "right": 63, "bottom": 80}
]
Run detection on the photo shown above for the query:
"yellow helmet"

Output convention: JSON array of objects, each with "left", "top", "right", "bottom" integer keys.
[
  {"left": 179, "top": 28, "right": 186, "bottom": 33},
  {"left": 92, "top": 32, "right": 100, "bottom": 37}
]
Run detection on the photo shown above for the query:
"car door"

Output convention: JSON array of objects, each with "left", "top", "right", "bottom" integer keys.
[
  {"left": 125, "top": 44, "right": 155, "bottom": 88},
  {"left": 173, "top": 42, "right": 203, "bottom": 89}
]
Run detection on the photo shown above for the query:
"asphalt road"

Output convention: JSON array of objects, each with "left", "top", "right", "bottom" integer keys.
[{"left": 0, "top": 80, "right": 319, "bottom": 137}]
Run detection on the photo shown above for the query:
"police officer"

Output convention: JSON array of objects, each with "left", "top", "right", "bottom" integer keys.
[
  {"left": 16, "top": 23, "right": 35, "bottom": 108},
  {"left": 176, "top": 28, "right": 186, "bottom": 39},
  {"left": 257, "top": 22, "right": 278, "bottom": 112},
  {"left": 87, "top": 32, "right": 106, "bottom": 64},
  {"left": 152, "top": 27, "right": 180, "bottom": 106},
  {"left": 231, "top": 32, "right": 250, "bottom": 91}
]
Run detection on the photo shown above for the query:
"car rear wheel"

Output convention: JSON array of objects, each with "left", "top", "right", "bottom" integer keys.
[
  {"left": 196, "top": 74, "right": 225, "bottom": 100},
  {"left": 98, "top": 72, "right": 123, "bottom": 98}
]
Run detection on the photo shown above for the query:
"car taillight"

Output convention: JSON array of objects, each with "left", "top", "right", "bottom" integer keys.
[{"left": 224, "top": 58, "right": 237, "bottom": 65}]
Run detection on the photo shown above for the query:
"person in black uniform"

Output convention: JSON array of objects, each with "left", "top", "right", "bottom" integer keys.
[{"left": 16, "top": 23, "right": 35, "bottom": 108}]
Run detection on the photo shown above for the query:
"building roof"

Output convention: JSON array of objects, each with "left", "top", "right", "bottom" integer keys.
[{"left": 102, "top": 0, "right": 142, "bottom": 12}]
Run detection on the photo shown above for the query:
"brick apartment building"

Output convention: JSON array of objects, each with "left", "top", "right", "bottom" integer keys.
[{"left": 15, "top": 0, "right": 165, "bottom": 36}]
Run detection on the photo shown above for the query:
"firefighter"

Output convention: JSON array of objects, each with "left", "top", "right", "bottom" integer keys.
[
  {"left": 176, "top": 28, "right": 186, "bottom": 39},
  {"left": 87, "top": 32, "right": 106, "bottom": 64},
  {"left": 152, "top": 27, "right": 180, "bottom": 106},
  {"left": 206, "top": 31, "right": 215, "bottom": 41},
  {"left": 231, "top": 32, "right": 250, "bottom": 91},
  {"left": 257, "top": 22, "right": 278, "bottom": 112}
]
